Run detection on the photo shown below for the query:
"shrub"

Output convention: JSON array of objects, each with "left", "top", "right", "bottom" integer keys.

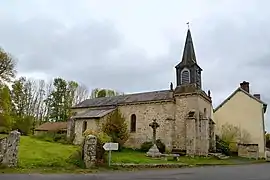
[
  {"left": 102, "top": 109, "right": 129, "bottom": 151},
  {"left": 34, "top": 132, "right": 69, "bottom": 144},
  {"left": 140, "top": 139, "right": 166, "bottom": 153},
  {"left": 216, "top": 135, "right": 231, "bottom": 156},
  {"left": 83, "top": 129, "right": 111, "bottom": 143},
  {"left": 12, "top": 115, "right": 34, "bottom": 135}
]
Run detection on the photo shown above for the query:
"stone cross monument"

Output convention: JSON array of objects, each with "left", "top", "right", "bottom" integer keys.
[
  {"left": 146, "top": 119, "right": 162, "bottom": 157},
  {"left": 149, "top": 119, "right": 159, "bottom": 144}
]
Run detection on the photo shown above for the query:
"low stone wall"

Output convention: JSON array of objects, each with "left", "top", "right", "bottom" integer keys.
[
  {"left": 238, "top": 143, "right": 259, "bottom": 160},
  {"left": 0, "top": 130, "right": 21, "bottom": 167}
]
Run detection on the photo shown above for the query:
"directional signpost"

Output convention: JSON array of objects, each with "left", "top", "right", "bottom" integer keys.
[{"left": 103, "top": 142, "right": 119, "bottom": 166}]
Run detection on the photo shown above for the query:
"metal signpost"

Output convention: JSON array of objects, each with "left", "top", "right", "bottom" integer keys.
[{"left": 103, "top": 142, "right": 119, "bottom": 166}]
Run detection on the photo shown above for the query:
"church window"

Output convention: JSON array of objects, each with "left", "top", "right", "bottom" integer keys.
[
  {"left": 130, "top": 114, "right": 136, "bottom": 132},
  {"left": 82, "top": 121, "right": 87, "bottom": 134},
  {"left": 181, "top": 69, "right": 190, "bottom": 84}
]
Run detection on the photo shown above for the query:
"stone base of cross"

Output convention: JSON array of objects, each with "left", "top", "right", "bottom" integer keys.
[{"left": 146, "top": 144, "right": 162, "bottom": 157}]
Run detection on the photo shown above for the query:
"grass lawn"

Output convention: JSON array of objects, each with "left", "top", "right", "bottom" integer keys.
[
  {"left": 0, "top": 134, "right": 8, "bottom": 139},
  {"left": 18, "top": 136, "right": 80, "bottom": 168},
  {"left": 111, "top": 148, "right": 266, "bottom": 165},
  {"left": 0, "top": 137, "right": 267, "bottom": 174}
]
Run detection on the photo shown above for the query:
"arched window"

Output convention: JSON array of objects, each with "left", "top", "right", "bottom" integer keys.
[
  {"left": 181, "top": 69, "right": 190, "bottom": 84},
  {"left": 130, "top": 114, "right": 136, "bottom": 132},
  {"left": 82, "top": 121, "right": 87, "bottom": 134}
]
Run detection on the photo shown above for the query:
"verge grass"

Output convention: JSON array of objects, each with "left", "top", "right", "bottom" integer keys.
[
  {"left": 18, "top": 136, "right": 79, "bottom": 168},
  {"left": 0, "top": 138, "right": 267, "bottom": 174},
  {"left": 111, "top": 148, "right": 266, "bottom": 165}
]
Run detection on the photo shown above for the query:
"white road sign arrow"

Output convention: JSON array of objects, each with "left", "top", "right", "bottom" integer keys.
[{"left": 103, "top": 142, "right": 119, "bottom": 151}]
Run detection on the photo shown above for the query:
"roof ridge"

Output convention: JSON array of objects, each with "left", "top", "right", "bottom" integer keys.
[
  {"left": 73, "top": 89, "right": 172, "bottom": 108},
  {"left": 214, "top": 87, "right": 267, "bottom": 113}
]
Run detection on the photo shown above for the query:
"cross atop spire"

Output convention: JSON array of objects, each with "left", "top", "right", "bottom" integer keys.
[{"left": 186, "top": 22, "right": 190, "bottom": 29}]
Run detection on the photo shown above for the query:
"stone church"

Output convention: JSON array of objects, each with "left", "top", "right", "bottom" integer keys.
[{"left": 67, "top": 28, "right": 216, "bottom": 156}]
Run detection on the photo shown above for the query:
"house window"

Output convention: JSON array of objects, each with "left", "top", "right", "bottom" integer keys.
[
  {"left": 181, "top": 69, "right": 190, "bottom": 84},
  {"left": 130, "top": 114, "right": 136, "bottom": 132},
  {"left": 82, "top": 121, "right": 87, "bottom": 134}
]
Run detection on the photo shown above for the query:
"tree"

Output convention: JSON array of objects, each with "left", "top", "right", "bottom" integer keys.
[
  {"left": 219, "top": 123, "right": 251, "bottom": 152},
  {"left": 90, "top": 88, "right": 123, "bottom": 98},
  {"left": 73, "top": 84, "right": 89, "bottom": 105},
  {"left": 0, "top": 85, "right": 13, "bottom": 133},
  {"left": 45, "top": 78, "right": 68, "bottom": 121},
  {"left": 45, "top": 78, "right": 83, "bottom": 122},
  {"left": 102, "top": 108, "right": 129, "bottom": 150},
  {"left": 65, "top": 81, "right": 79, "bottom": 119},
  {"left": 97, "top": 89, "right": 107, "bottom": 97},
  {"left": 0, "top": 47, "right": 16, "bottom": 82},
  {"left": 10, "top": 77, "right": 36, "bottom": 135}
]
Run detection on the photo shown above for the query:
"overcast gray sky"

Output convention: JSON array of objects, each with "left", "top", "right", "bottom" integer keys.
[{"left": 1, "top": 0, "right": 270, "bottom": 130}]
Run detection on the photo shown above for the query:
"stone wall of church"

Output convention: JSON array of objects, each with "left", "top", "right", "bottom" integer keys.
[
  {"left": 73, "top": 118, "right": 100, "bottom": 145},
  {"left": 174, "top": 93, "right": 213, "bottom": 155},
  {"left": 72, "top": 108, "right": 113, "bottom": 145},
  {"left": 119, "top": 101, "right": 175, "bottom": 150},
  {"left": 197, "top": 95, "right": 212, "bottom": 154},
  {"left": 174, "top": 94, "right": 198, "bottom": 150}
]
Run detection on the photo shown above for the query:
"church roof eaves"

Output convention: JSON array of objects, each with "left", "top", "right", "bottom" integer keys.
[
  {"left": 73, "top": 107, "right": 116, "bottom": 119},
  {"left": 72, "top": 89, "right": 173, "bottom": 109},
  {"left": 214, "top": 87, "right": 267, "bottom": 113}
]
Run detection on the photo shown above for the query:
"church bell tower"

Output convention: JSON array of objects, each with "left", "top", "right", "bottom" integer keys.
[{"left": 175, "top": 28, "right": 202, "bottom": 89}]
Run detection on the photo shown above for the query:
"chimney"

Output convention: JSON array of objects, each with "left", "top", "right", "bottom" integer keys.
[
  {"left": 253, "top": 94, "right": 261, "bottom": 100},
  {"left": 240, "top": 81, "right": 249, "bottom": 93}
]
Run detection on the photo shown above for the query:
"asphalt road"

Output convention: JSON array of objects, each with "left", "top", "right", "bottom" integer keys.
[{"left": 1, "top": 164, "right": 270, "bottom": 180}]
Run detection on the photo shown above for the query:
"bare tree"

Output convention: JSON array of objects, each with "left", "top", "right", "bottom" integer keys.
[{"left": 73, "top": 84, "right": 89, "bottom": 105}]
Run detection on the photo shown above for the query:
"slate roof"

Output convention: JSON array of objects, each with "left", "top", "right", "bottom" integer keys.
[
  {"left": 214, "top": 87, "right": 267, "bottom": 113},
  {"left": 35, "top": 122, "right": 67, "bottom": 131},
  {"left": 74, "top": 107, "right": 116, "bottom": 119},
  {"left": 175, "top": 29, "right": 202, "bottom": 70},
  {"left": 73, "top": 90, "right": 173, "bottom": 108}
]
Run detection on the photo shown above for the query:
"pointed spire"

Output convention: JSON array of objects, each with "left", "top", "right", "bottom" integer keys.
[{"left": 181, "top": 27, "right": 196, "bottom": 64}]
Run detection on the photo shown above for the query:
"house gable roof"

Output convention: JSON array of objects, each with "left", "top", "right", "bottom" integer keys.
[
  {"left": 214, "top": 87, "right": 267, "bottom": 113},
  {"left": 35, "top": 122, "right": 67, "bottom": 131}
]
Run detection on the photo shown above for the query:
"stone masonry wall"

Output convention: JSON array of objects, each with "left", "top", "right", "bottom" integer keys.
[
  {"left": 199, "top": 118, "right": 210, "bottom": 156},
  {"left": 238, "top": 143, "right": 259, "bottom": 159},
  {"left": 174, "top": 93, "right": 213, "bottom": 155},
  {"left": 119, "top": 101, "right": 175, "bottom": 150},
  {"left": 73, "top": 101, "right": 175, "bottom": 149},
  {"left": 186, "top": 116, "right": 196, "bottom": 156},
  {"left": 73, "top": 118, "right": 100, "bottom": 145},
  {"left": 174, "top": 97, "right": 189, "bottom": 150},
  {"left": 0, "top": 130, "right": 20, "bottom": 167},
  {"left": 67, "top": 118, "right": 75, "bottom": 140},
  {"left": 209, "top": 120, "right": 216, "bottom": 152}
]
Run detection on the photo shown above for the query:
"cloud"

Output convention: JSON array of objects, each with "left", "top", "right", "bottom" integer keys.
[{"left": 0, "top": 0, "right": 270, "bottom": 130}]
